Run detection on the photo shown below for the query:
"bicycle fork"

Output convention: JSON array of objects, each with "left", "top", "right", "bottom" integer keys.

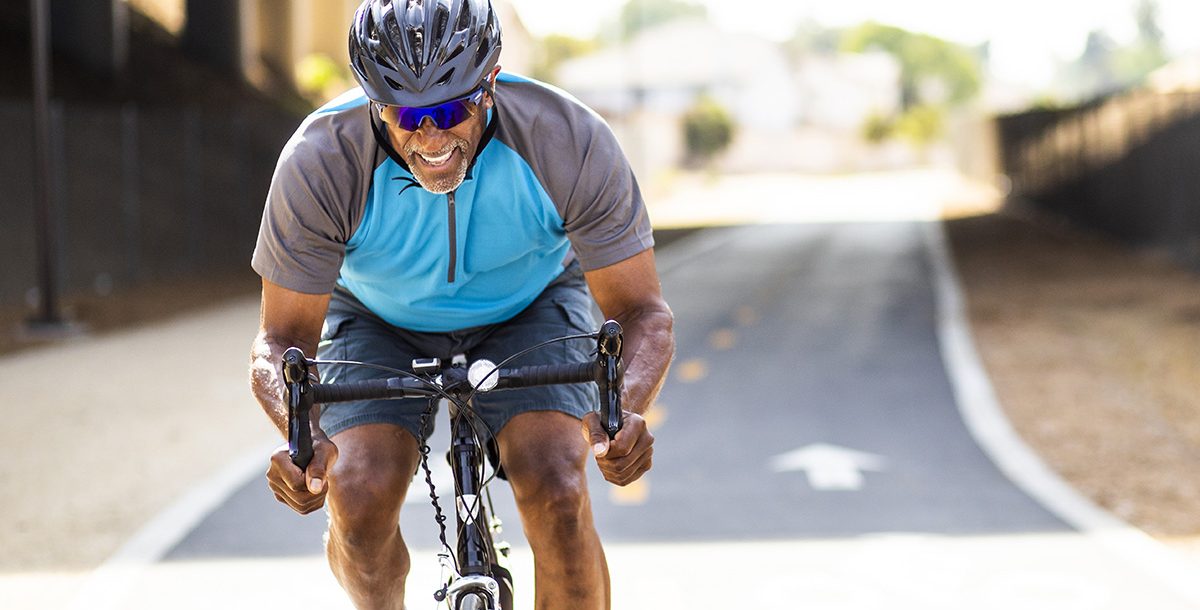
[{"left": 445, "top": 411, "right": 512, "bottom": 609}]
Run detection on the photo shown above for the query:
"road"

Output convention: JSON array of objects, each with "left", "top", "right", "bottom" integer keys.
[{"left": 81, "top": 221, "right": 1200, "bottom": 609}]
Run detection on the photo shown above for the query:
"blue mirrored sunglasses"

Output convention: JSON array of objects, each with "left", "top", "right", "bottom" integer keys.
[{"left": 378, "top": 87, "right": 486, "bottom": 131}]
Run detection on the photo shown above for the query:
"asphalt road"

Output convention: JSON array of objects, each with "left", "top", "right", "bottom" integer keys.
[{"left": 103, "top": 222, "right": 1199, "bottom": 609}]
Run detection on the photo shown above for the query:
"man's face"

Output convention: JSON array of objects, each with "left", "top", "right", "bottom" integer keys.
[{"left": 379, "top": 88, "right": 493, "bottom": 195}]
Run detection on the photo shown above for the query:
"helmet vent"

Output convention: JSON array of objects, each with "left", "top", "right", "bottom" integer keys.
[
  {"left": 443, "top": 41, "right": 465, "bottom": 64},
  {"left": 384, "top": 76, "right": 404, "bottom": 91},
  {"left": 455, "top": 0, "right": 471, "bottom": 31},
  {"left": 434, "top": 68, "right": 455, "bottom": 86},
  {"left": 433, "top": 3, "right": 449, "bottom": 41},
  {"left": 473, "top": 35, "right": 490, "bottom": 68},
  {"left": 407, "top": 28, "right": 424, "bottom": 75}
]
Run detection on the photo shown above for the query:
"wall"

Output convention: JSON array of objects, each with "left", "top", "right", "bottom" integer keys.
[
  {"left": 0, "top": 100, "right": 299, "bottom": 308},
  {"left": 996, "top": 89, "right": 1200, "bottom": 269}
]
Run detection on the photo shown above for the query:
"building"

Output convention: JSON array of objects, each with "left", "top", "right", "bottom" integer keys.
[
  {"left": 127, "top": 0, "right": 534, "bottom": 95},
  {"left": 554, "top": 18, "right": 904, "bottom": 175}
]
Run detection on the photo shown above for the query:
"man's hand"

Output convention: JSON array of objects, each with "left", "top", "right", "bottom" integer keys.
[
  {"left": 582, "top": 410, "right": 653, "bottom": 486},
  {"left": 267, "top": 430, "right": 339, "bottom": 514}
]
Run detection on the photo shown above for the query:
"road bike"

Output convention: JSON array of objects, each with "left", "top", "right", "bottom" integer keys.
[{"left": 282, "top": 320, "right": 625, "bottom": 610}]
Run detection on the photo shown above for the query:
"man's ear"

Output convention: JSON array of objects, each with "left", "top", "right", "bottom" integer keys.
[{"left": 484, "top": 65, "right": 502, "bottom": 109}]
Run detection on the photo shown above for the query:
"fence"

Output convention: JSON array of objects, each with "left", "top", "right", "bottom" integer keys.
[
  {"left": 996, "top": 89, "right": 1200, "bottom": 270},
  {"left": 0, "top": 100, "right": 300, "bottom": 309}
]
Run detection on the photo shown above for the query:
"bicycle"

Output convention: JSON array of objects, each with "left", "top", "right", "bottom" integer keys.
[{"left": 282, "top": 319, "right": 625, "bottom": 610}]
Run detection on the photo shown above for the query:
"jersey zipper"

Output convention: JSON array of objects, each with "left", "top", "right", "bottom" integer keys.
[{"left": 446, "top": 192, "right": 457, "bottom": 284}]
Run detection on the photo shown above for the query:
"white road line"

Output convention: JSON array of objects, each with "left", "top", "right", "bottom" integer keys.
[
  {"left": 68, "top": 440, "right": 279, "bottom": 610},
  {"left": 922, "top": 219, "right": 1200, "bottom": 605}
]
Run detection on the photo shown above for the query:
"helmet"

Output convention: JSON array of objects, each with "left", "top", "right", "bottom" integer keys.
[{"left": 349, "top": 0, "right": 503, "bottom": 107}]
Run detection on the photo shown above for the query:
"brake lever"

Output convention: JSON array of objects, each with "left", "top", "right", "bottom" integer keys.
[
  {"left": 597, "top": 320, "right": 623, "bottom": 440},
  {"left": 282, "top": 347, "right": 314, "bottom": 470}
]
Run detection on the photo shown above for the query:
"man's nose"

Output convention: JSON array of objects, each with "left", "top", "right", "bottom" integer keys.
[{"left": 412, "top": 117, "right": 448, "bottom": 145}]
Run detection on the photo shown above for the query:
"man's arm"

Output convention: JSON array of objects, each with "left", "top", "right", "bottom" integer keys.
[
  {"left": 249, "top": 278, "right": 338, "bottom": 514},
  {"left": 581, "top": 248, "right": 675, "bottom": 486}
]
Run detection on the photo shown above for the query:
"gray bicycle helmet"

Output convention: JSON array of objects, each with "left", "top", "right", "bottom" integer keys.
[{"left": 349, "top": 0, "right": 503, "bottom": 107}]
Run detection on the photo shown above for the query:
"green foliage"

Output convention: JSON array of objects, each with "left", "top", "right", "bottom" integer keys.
[
  {"left": 859, "top": 106, "right": 944, "bottom": 147},
  {"left": 860, "top": 112, "right": 893, "bottom": 144},
  {"left": 785, "top": 20, "right": 843, "bottom": 61},
  {"left": 608, "top": 0, "right": 707, "bottom": 40},
  {"left": 1057, "top": 0, "right": 1168, "bottom": 100},
  {"left": 893, "top": 105, "right": 943, "bottom": 146},
  {"left": 682, "top": 95, "right": 735, "bottom": 166},
  {"left": 840, "top": 22, "right": 981, "bottom": 109},
  {"left": 532, "top": 34, "right": 599, "bottom": 84},
  {"left": 296, "top": 53, "right": 352, "bottom": 102}
]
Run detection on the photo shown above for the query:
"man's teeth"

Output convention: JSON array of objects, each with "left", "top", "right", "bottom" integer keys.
[{"left": 420, "top": 150, "right": 454, "bottom": 165}]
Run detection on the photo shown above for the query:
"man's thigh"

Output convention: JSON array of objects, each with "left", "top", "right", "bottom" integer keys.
[{"left": 317, "top": 302, "right": 443, "bottom": 442}]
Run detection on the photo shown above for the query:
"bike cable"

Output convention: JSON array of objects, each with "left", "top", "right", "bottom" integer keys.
[{"left": 416, "top": 398, "right": 456, "bottom": 603}]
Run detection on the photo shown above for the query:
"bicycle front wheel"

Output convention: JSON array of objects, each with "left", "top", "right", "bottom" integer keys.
[{"left": 455, "top": 591, "right": 492, "bottom": 610}]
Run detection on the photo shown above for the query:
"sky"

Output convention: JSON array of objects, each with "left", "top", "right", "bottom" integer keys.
[{"left": 509, "top": 0, "right": 1200, "bottom": 87}]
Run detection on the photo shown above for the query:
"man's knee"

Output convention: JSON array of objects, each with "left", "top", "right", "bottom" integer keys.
[
  {"left": 327, "top": 454, "right": 412, "bottom": 555},
  {"left": 513, "top": 465, "right": 590, "bottom": 531}
]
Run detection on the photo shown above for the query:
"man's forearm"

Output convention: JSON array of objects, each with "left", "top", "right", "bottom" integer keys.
[
  {"left": 250, "top": 332, "right": 322, "bottom": 437},
  {"left": 614, "top": 305, "right": 674, "bottom": 416}
]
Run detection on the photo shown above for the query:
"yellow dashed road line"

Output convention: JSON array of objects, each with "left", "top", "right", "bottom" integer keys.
[
  {"left": 643, "top": 403, "right": 668, "bottom": 428},
  {"left": 675, "top": 358, "right": 708, "bottom": 383},
  {"left": 735, "top": 306, "right": 759, "bottom": 327},
  {"left": 610, "top": 478, "right": 650, "bottom": 505},
  {"left": 708, "top": 328, "right": 737, "bottom": 350},
  {"left": 608, "top": 404, "right": 666, "bottom": 506}
]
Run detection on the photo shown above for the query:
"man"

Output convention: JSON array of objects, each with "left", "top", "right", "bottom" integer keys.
[{"left": 248, "top": 0, "right": 674, "bottom": 608}]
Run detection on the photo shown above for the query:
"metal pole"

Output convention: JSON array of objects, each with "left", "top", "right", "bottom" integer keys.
[
  {"left": 22, "top": 0, "right": 83, "bottom": 340},
  {"left": 30, "top": 0, "right": 61, "bottom": 325}
]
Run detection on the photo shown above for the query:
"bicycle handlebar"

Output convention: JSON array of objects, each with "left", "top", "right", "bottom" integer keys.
[{"left": 284, "top": 321, "right": 625, "bottom": 470}]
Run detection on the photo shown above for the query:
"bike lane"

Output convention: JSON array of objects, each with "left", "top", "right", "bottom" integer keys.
[{"left": 90, "top": 221, "right": 1200, "bottom": 609}]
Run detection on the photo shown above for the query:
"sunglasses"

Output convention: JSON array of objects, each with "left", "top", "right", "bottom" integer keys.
[{"left": 377, "top": 86, "right": 487, "bottom": 131}]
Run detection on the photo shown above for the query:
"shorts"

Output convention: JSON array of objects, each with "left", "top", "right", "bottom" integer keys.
[{"left": 316, "top": 261, "right": 600, "bottom": 443}]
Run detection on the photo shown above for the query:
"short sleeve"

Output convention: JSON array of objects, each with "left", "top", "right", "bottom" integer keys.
[{"left": 252, "top": 119, "right": 364, "bottom": 294}]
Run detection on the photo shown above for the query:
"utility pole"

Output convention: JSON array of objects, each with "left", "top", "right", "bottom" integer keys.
[{"left": 24, "top": 0, "right": 79, "bottom": 338}]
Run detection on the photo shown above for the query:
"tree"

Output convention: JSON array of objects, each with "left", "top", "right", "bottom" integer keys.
[
  {"left": 1058, "top": 1, "right": 1169, "bottom": 101},
  {"left": 1114, "top": 0, "right": 1168, "bottom": 85},
  {"left": 785, "top": 19, "right": 842, "bottom": 61},
  {"left": 531, "top": 34, "right": 598, "bottom": 84},
  {"left": 682, "top": 95, "right": 735, "bottom": 167},
  {"left": 840, "top": 22, "right": 981, "bottom": 109},
  {"left": 605, "top": 0, "right": 707, "bottom": 40}
]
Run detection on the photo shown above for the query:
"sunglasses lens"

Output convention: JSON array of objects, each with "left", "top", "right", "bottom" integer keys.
[{"left": 379, "top": 89, "right": 481, "bottom": 131}]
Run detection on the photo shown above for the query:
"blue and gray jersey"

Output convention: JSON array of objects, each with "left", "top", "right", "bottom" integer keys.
[{"left": 252, "top": 73, "right": 653, "bottom": 332}]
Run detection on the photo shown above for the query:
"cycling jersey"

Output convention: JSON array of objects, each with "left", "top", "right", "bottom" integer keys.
[{"left": 252, "top": 73, "right": 653, "bottom": 332}]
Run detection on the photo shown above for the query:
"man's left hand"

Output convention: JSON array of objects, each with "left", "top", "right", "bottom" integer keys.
[{"left": 582, "top": 410, "right": 654, "bottom": 486}]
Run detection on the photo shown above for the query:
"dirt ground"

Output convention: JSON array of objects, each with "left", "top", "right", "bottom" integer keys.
[{"left": 944, "top": 206, "right": 1200, "bottom": 556}]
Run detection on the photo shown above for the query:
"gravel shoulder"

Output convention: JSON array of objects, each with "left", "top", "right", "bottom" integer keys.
[{"left": 945, "top": 207, "right": 1200, "bottom": 557}]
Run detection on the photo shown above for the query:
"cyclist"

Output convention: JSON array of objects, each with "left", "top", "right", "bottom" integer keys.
[{"left": 248, "top": 0, "right": 674, "bottom": 608}]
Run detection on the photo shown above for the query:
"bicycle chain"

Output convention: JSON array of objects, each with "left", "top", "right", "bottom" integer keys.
[{"left": 416, "top": 398, "right": 453, "bottom": 602}]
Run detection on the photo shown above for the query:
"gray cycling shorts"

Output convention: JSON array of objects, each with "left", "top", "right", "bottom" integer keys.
[{"left": 315, "top": 262, "right": 599, "bottom": 442}]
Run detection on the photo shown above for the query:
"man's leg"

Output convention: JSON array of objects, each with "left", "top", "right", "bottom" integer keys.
[
  {"left": 325, "top": 423, "right": 422, "bottom": 610},
  {"left": 497, "top": 410, "right": 610, "bottom": 610}
]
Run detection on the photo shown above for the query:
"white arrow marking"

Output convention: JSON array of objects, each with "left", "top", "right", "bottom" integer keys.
[{"left": 771, "top": 443, "right": 887, "bottom": 490}]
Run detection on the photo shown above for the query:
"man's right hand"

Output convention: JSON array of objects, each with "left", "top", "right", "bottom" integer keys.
[{"left": 267, "top": 431, "right": 339, "bottom": 515}]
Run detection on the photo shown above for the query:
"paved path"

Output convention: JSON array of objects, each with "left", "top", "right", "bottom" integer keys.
[{"left": 71, "top": 221, "right": 1200, "bottom": 609}]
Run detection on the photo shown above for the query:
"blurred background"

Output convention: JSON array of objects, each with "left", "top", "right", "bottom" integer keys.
[
  {"left": 1, "top": 0, "right": 1198, "bottom": 328},
  {"left": 2, "top": 1, "right": 1199, "bottom": 608}
]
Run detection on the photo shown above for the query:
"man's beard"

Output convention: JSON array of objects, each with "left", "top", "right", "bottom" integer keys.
[{"left": 406, "top": 138, "right": 471, "bottom": 195}]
